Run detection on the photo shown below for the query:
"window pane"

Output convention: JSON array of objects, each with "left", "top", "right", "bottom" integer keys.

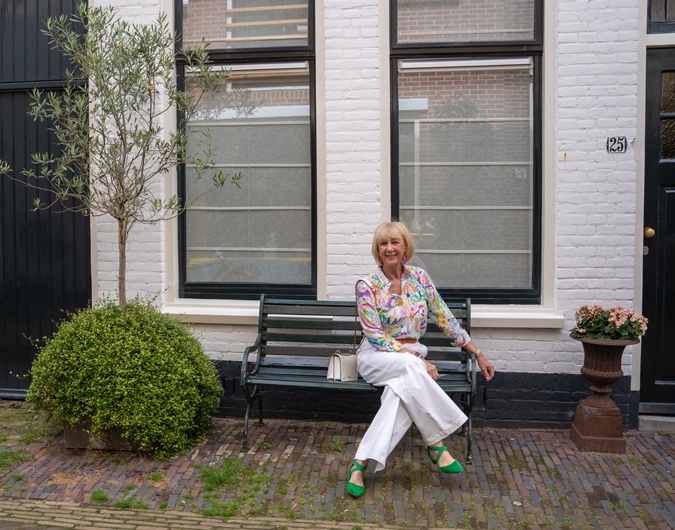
[
  {"left": 651, "top": 1, "right": 675, "bottom": 22},
  {"left": 397, "top": 59, "right": 533, "bottom": 289},
  {"left": 185, "top": 64, "right": 312, "bottom": 284},
  {"left": 396, "top": 0, "right": 535, "bottom": 44},
  {"left": 663, "top": 72, "right": 675, "bottom": 112},
  {"left": 661, "top": 119, "right": 675, "bottom": 159},
  {"left": 182, "top": 0, "right": 309, "bottom": 50}
]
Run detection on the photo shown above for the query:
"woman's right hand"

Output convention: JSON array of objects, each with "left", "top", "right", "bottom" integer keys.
[
  {"left": 423, "top": 359, "right": 438, "bottom": 381},
  {"left": 401, "top": 348, "right": 438, "bottom": 380}
]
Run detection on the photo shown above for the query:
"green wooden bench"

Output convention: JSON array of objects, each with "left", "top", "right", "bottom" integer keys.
[{"left": 241, "top": 295, "right": 478, "bottom": 462}]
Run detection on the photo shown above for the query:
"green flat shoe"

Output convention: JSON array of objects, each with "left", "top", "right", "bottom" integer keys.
[
  {"left": 427, "top": 444, "right": 463, "bottom": 474},
  {"left": 346, "top": 460, "right": 366, "bottom": 498}
]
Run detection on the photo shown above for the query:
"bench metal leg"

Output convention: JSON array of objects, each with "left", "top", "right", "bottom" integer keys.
[
  {"left": 460, "top": 392, "right": 475, "bottom": 464},
  {"left": 242, "top": 383, "right": 262, "bottom": 451},
  {"left": 243, "top": 401, "right": 252, "bottom": 451},
  {"left": 465, "top": 415, "right": 473, "bottom": 464}
]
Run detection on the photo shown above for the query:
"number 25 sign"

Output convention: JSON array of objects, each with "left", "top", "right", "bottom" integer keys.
[{"left": 606, "top": 136, "right": 628, "bottom": 153}]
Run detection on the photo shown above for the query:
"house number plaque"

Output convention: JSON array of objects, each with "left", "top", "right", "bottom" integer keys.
[{"left": 606, "top": 136, "right": 628, "bottom": 153}]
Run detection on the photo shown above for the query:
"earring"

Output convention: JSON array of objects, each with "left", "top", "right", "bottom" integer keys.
[{"left": 403, "top": 253, "right": 408, "bottom": 264}]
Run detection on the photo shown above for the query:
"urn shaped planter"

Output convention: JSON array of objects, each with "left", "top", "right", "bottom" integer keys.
[{"left": 569, "top": 333, "right": 638, "bottom": 453}]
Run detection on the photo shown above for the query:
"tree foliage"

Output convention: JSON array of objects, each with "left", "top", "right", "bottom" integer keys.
[{"left": 0, "top": 4, "right": 239, "bottom": 305}]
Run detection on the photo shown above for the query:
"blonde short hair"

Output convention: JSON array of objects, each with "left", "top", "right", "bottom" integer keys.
[{"left": 371, "top": 221, "right": 416, "bottom": 265}]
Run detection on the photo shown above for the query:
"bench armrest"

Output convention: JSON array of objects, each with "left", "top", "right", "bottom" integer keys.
[
  {"left": 465, "top": 347, "right": 477, "bottom": 394},
  {"left": 241, "top": 334, "right": 263, "bottom": 383}
]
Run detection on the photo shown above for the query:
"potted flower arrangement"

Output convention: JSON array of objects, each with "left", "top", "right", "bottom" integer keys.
[
  {"left": 571, "top": 305, "right": 648, "bottom": 342},
  {"left": 569, "top": 305, "right": 648, "bottom": 453}
]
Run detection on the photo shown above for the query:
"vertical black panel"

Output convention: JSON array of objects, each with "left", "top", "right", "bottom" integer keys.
[
  {"left": 0, "top": 0, "right": 90, "bottom": 397},
  {"left": 643, "top": 48, "right": 675, "bottom": 408}
]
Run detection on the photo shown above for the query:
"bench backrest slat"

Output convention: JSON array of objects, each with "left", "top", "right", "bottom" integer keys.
[{"left": 254, "top": 296, "right": 471, "bottom": 365}]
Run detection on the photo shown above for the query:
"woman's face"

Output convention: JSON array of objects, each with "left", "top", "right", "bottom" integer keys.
[{"left": 378, "top": 233, "right": 406, "bottom": 268}]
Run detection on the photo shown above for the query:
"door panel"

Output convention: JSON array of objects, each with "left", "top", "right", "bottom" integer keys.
[
  {"left": 642, "top": 48, "right": 675, "bottom": 408},
  {"left": 0, "top": 0, "right": 90, "bottom": 398}
]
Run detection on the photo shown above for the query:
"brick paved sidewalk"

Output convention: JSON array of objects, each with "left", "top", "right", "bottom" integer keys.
[{"left": 1, "top": 400, "right": 674, "bottom": 529}]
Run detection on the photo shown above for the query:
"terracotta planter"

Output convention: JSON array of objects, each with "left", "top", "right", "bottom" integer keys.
[{"left": 569, "top": 333, "right": 638, "bottom": 453}]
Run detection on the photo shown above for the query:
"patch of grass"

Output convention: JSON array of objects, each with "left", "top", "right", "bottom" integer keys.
[
  {"left": 329, "top": 438, "right": 345, "bottom": 452},
  {"left": 90, "top": 489, "right": 109, "bottom": 503},
  {"left": 158, "top": 501, "right": 169, "bottom": 510},
  {"left": 113, "top": 494, "right": 147, "bottom": 510},
  {"left": 201, "top": 500, "right": 239, "bottom": 517},
  {"left": 196, "top": 457, "right": 272, "bottom": 518},
  {"left": 0, "top": 451, "right": 30, "bottom": 471},
  {"left": 255, "top": 439, "right": 271, "bottom": 450},
  {"left": 147, "top": 472, "right": 163, "bottom": 482},
  {"left": 18, "top": 425, "right": 51, "bottom": 444},
  {"left": 12, "top": 473, "right": 25, "bottom": 481},
  {"left": 198, "top": 457, "right": 254, "bottom": 492}
]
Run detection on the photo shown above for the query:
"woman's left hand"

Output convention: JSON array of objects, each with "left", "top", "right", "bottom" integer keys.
[{"left": 476, "top": 353, "right": 495, "bottom": 382}]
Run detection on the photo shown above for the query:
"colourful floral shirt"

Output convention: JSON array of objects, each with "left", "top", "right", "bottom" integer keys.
[{"left": 356, "top": 266, "right": 471, "bottom": 351}]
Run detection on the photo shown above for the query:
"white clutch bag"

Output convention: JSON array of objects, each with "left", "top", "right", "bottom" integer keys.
[{"left": 327, "top": 350, "right": 358, "bottom": 382}]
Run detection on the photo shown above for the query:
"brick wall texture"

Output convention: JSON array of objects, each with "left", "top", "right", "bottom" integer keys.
[{"left": 94, "top": 1, "right": 641, "bottom": 384}]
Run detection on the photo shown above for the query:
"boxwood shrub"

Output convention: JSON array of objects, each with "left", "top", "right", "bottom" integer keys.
[{"left": 27, "top": 299, "right": 223, "bottom": 459}]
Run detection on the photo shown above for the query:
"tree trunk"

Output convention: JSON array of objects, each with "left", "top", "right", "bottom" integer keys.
[{"left": 118, "top": 218, "right": 127, "bottom": 306}]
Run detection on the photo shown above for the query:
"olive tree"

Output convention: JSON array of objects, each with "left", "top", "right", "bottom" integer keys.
[{"left": 0, "top": 4, "right": 238, "bottom": 305}]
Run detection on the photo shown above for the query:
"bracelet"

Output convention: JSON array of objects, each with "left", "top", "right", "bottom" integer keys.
[
  {"left": 473, "top": 349, "right": 483, "bottom": 357},
  {"left": 402, "top": 349, "right": 424, "bottom": 359}
]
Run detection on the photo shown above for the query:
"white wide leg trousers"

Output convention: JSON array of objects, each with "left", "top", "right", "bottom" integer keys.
[{"left": 354, "top": 340, "right": 468, "bottom": 472}]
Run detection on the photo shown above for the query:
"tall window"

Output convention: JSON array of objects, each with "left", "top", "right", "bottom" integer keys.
[
  {"left": 178, "top": 0, "right": 316, "bottom": 299},
  {"left": 392, "top": 0, "right": 543, "bottom": 304}
]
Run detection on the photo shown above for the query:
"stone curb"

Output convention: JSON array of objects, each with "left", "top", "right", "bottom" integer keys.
[{"left": 0, "top": 499, "right": 423, "bottom": 530}]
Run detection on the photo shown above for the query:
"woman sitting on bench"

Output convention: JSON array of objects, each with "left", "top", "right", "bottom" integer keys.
[{"left": 346, "top": 221, "right": 495, "bottom": 498}]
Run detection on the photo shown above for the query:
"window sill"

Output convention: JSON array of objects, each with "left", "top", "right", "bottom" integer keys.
[
  {"left": 165, "top": 299, "right": 260, "bottom": 325},
  {"left": 166, "top": 300, "right": 565, "bottom": 329},
  {"left": 472, "top": 307, "right": 565, "bottom": 329}
]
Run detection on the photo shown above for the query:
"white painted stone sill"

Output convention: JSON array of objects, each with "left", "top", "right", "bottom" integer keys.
[{"left": 165, "top": 300, "right": 565, "bottom": 329}]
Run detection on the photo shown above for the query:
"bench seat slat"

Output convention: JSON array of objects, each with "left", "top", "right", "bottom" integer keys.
[{"left": 245, "top": 374, "right": 471, "bottom": 392}]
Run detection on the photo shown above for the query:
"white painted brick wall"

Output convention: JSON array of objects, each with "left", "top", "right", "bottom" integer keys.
[
  {"left": 95, "top": 0, "right": 166, "bottom": 305},
  {"left": 556, "top": 2, "right": 638, "bottom": 314},
  {"left": 99, "top": 1, "right": 642, "bottom": 374},
  {"left": 324, "top": 0, "right": 383, "bottom": 298},
  {"left": 554, "top": 1, "right": 639, "bottom": 373}
]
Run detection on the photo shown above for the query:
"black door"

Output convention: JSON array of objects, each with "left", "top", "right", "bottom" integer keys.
[
  {"left": 642, "top": 48, "right": 675, "bottom": 412},
  {"left": 0, "top": 0, "right": 90, "bottom": 398}
]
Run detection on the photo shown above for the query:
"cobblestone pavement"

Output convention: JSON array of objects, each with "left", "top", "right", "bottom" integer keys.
[{"left": 0, "top": 400, "right": 673, "bottom": 529}]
